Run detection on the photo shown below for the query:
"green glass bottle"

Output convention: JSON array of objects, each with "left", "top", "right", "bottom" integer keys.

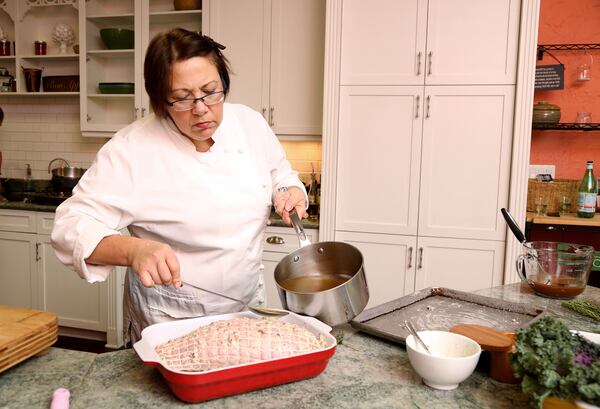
[{"left": 577, "top": 161, "right": 597, "bottom": 218}]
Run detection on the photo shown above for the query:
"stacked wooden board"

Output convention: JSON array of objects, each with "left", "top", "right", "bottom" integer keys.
[{"left": 0, "top": 305, "right": 58, "bottom": 373}]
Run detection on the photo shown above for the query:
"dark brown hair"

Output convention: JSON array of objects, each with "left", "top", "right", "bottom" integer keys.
[{"left": 144, "top": 28, "right": 231, "bottom": 118}]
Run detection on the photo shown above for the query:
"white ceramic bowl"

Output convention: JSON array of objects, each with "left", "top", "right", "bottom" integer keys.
[{"left": 406, "top": 330, "right": 482, "bottom": 390}]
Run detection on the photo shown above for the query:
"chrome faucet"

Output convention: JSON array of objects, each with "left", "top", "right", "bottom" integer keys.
[{"left": 47, "top": 157, "right": 71, "bottom": 173}]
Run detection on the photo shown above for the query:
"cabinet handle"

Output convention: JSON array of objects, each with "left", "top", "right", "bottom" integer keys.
[
  {"left": 425, "top": 96, "right": 431, "bottom": 118},
  {"left": 416, "top": 52, "right": 422, "bottom": 75},
  {"left": 417, "top": 247, "right": 423, "bottom": 269},
  {"left": 408, "top": 246, "right": 413, "bottom": 268},
  {"left": 135, "top": 107, "right": 139, "bottom": 118},
  {"left": 269, "top": 107, "right": 275, "bottom": 127},
  {"left": 266, "top": 236, "right": 285, "bottom": 245},
  {"left": 141, "top": 107, "right": 146, "bottom": 117},
  {"left": 427, "top": 51, "right": 432, "bottom": 75},
  {"left": 36, "top": 243, "right": 41, "bottom": 261},
  {"left": 262, "top": 108, "right": 267, "bottom": 119},
  {"left": 415, "top": 95, "right": 420, "bottom": 119}
]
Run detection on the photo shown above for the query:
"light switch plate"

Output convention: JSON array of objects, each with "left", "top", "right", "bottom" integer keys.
[{"left": 529, "top": 164, "right": 556, "bottom": 179}]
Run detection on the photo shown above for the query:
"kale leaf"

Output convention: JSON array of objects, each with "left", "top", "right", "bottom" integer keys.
[{"left": 511, "top": 316, "right": 600, "bottom": 409}]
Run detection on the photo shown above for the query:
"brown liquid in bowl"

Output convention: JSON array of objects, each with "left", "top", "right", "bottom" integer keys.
[
  {"left": 281, "top": 275, "right": 348, "bottom": 293},
  {"left": 530, "top": 277, "right": 585, "bottom": 299}
]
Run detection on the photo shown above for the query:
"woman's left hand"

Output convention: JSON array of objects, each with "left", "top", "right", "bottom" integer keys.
[{"left": 274, "top": 186, "right": 307, "bottom": 225}]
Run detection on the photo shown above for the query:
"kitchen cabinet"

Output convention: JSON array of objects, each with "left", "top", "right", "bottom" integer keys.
[
  {"left": 324, "top": 0, "right": 519, "bottom": 306},
  {"left": 336, "top": 231, "right": 505, "bottom": 308},
  {"left": 261, "top": 225, "right": 318, "bottom": 308},
  {"left": 79, "top": 0, "right": 202, "bottom": 137},
  {"left": 0, "top": 230, "right": 37, "bottom": 308},
  {"left": 340, "top": 0, "right": 519, "bottom": 86},
  {"left": 0, "top": 1, "right": 79, "bottom": 95},
  {"left": 207, "top": 0, "right": 325, "bottom": 136},
  {"left": 0, "top": 209, "right": 122, "bottom": 347}
]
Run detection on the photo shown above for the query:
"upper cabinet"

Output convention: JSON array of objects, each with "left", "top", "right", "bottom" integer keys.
[
  {"left": 0, "top": 1, "right": 79, "bottom": 95},
  {"left": 340, "top": 0, "right": 520, "bottom": 86},
  {"left": 207, "top": 0, "right": 326, "bottom": 137},
  {"left": 79, "top": 0, "right": 202, "bottom": 138}
]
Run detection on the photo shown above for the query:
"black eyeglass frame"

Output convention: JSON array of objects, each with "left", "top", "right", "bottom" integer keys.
[{"left": 166, "top": 90, "right": 225, "bottom": 111}]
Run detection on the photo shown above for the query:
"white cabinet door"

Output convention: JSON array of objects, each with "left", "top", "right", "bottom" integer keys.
[
  {"left": 335, "top": 231, "right": 416, "bottom": 308},
  {"left": 418, "top": 85, "right": 514, "bottom": 240},
  {"left": 340, "top": 0, "right": 427, "bottom": 86},
  {"left": 37, "top": 235, "right": 108, "bottom": 331},
  {"left": 425, "top": 0, "right": 519, "bottom": 85},
  {"left": 79, "top": 0, "right": 137, "bottom": 135},
  {"left": 208, "top": 0, "right": 268, "bottom": 115},
  {"left": 262, "top": 251, "right": 284, "bottom": 309},
  {"left": 208, "top": 0, "right": 325, "bottom": 136},
  {"left": 414, "top": 237, "right": 505, "bottom": 292},
  {"left": 269, "top": 0, "right": 325, "bottom": 135},
  {"left": 0, "top": 231, "right": 37, "bottom": 309},
  {"left": 336, "top": 86, "right": 422, "bottom": 235}
]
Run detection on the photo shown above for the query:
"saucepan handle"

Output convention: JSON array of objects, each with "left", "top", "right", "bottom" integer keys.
[{"left": 290, "top": 209, "right": 311, "bottom": 248}]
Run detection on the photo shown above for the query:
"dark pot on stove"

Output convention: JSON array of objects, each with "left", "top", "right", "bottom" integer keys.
[{"left": 51, "top": 167, "right": 86, "bottom": 193}]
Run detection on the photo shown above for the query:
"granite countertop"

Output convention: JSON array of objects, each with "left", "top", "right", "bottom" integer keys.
[
  {"left": 0, "top": 201, "right": 319, "bottom": 229},
  {"left": 2, "top": 283, "right": 598, "bottom": 409}
]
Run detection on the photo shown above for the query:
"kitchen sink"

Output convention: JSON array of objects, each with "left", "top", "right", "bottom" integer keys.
[{"left": 1, "top": 178, "right": 70, "bottom": 205}]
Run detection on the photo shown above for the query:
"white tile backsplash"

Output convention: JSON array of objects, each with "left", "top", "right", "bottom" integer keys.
[
  {"left": 0, "top": 96, "right": 108, "bottom": 179},
  {"left": 0, "top": 96, "right": 322, "bottom": 181}
]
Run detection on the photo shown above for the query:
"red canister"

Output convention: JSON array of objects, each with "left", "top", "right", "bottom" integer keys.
[
  {"left": 0, "top": 40, "right": 10, "bottom": 56},
  {"left": 34, "top": 41, "right": 47, "bottom": 55}
]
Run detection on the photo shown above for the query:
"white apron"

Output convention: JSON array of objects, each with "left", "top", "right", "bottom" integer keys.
[{"left": 123, "top": 115, "right": 271, "bottom": 345}]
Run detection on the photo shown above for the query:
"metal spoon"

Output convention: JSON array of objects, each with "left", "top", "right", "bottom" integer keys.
[
  {"left": 404, "top": 320, "right": 432, "bottom": 354},
  {"left": 180, "top": 281, "right": 289, "bottom": 317}
]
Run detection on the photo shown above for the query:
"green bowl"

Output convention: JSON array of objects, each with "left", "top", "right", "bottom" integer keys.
[
  {"left": 100, "top": 28, "right": 134, "bottom": 50},
  {"left": 98, "top": 82, "right": 134, "bottom": 94}
]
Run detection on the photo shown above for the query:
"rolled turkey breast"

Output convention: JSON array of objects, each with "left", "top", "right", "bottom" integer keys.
[{"left": 155, "top": 317, "right": 327, "bottom": 372}]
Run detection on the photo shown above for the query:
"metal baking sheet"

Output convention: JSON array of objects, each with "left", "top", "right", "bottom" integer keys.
[{"left": 350, "top": 287, "right": 545, "bottom": 345}]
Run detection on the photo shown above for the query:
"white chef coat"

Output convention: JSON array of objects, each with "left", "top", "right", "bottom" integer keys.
[{"left": 51, "top": 103, "right": 306, "bottom": 343}]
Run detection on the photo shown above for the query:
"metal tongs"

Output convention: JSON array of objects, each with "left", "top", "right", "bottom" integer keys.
[
  {"left": 181, "top": 280, "right": 289, "bottom": 317},
  {"left": 404, "top": 320, "right": 432, "bottom": 354}
]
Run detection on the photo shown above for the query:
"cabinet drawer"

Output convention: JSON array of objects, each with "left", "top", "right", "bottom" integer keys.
[
  {"left": 0, "top": 210, "right": 37, "bottom": 233},
  {"left": 36, "top": 213, "right": 55, "bottom": 235},
  {"left": 263, "top": 227, "right": 318, "bottom": 253}
]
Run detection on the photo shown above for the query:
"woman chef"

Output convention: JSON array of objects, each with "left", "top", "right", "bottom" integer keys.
[{"left": 51, "top": 29, "right": 307, "bottom": 344}]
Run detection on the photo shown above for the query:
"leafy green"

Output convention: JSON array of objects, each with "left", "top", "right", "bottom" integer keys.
[{"left": 511, "top": 316, "right": 600, "bottom": 409}]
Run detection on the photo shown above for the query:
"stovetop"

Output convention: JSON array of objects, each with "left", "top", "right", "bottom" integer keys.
[{"left": 26, "top": 190, "right": 71, "bottom": 205}]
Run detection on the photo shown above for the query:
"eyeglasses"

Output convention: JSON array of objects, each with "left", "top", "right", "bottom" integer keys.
[{"left": 166, "top": 90, "right": 225, "bottom": 111}]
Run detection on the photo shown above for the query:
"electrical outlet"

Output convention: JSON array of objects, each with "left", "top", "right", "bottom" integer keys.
[{"left": 529, "top": 164, "right": 556, "bottom": 179}]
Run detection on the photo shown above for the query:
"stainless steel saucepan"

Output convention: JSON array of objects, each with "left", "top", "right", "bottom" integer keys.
[{"left": 274, "top": 210, "right": 369, "bottom": 326}]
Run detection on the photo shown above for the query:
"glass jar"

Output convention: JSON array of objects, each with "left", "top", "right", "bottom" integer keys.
[
  {"left": 34, "top": 41, "right": 47, "bottom": 55},
  {"left": 575, "top": 112, "right": 592, "bottom": 124},
  {"left": 0, "top": 40, "right": 11, "bottom": 56}
]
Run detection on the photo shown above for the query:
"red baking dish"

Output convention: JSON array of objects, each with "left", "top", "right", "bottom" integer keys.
[{"left": 133, "top": 311, "right": 337, "bottom": 403}]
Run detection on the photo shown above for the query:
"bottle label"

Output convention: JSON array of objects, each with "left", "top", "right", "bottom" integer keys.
[{"left": 578, "top": 192, "right": 597, "bottom": 213}]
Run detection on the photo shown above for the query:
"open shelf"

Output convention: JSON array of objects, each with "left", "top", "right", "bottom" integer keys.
[
  {"left": 533, "top": 122, "right": 600, "bottom": 131},
  {"left": 537, "top": 43, "right": 600, "bottom": 60}
]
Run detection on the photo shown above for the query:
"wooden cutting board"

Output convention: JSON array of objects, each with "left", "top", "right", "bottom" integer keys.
[{"left": 0, "top": 305, "right": 58, "bottom": 373}]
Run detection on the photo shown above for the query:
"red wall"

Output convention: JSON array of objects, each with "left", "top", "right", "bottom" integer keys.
[{"left": 531, "top": 0, "right": 600, "bottom": 179}]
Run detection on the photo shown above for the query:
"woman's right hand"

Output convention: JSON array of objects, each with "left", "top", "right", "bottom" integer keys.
[
  {"left": 131, "top": 240, "right": 181, "bottom": 288},
  {"left": 87, "top": 235, "right": 181, "bottom": 288},
  {"left": 129, "top": 239, "right": 181, "bottom": 288}
]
